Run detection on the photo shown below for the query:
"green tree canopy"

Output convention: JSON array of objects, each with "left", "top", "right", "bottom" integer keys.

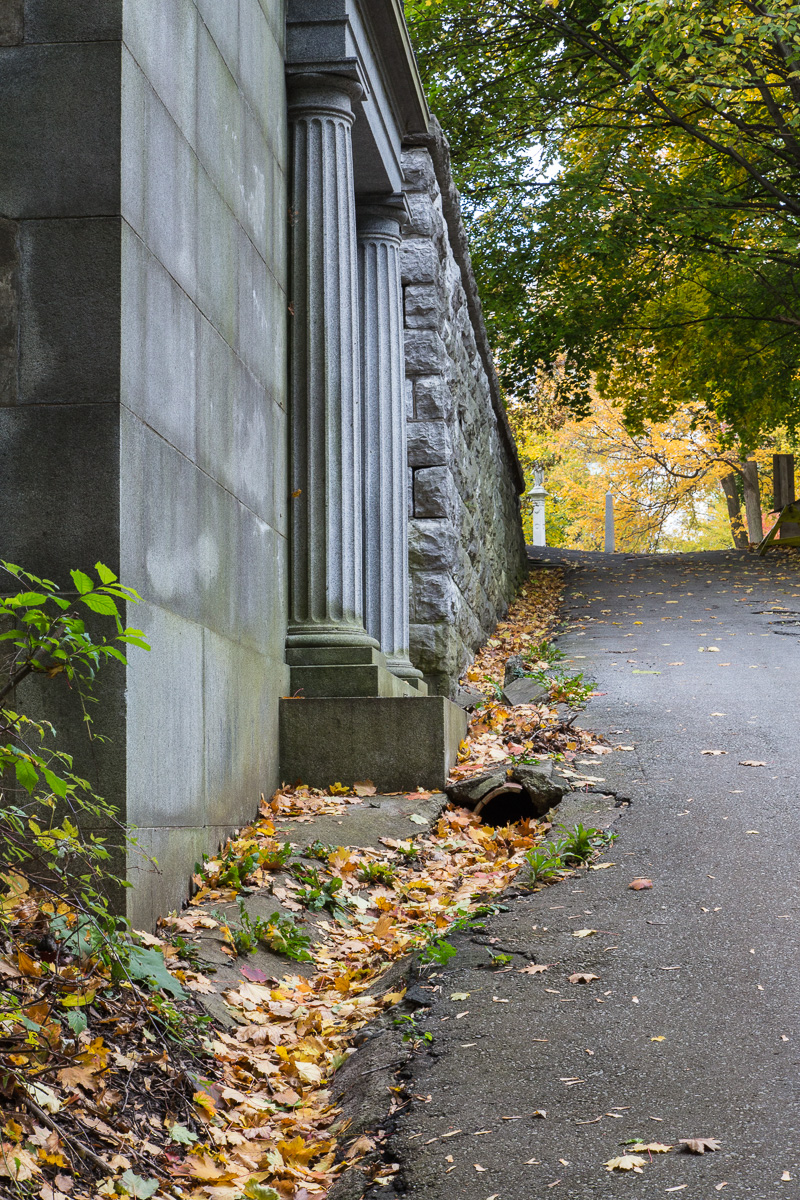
[{"left": 406, "top": 0, "right": 800, "bottom": 447}]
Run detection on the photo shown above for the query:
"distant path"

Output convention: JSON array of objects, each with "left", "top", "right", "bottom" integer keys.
[{"left": 392, "top": 548, "right": 800, "bottom": 1198}]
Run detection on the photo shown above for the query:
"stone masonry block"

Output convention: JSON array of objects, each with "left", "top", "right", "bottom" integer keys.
[
  {"left": 409, "top": 519, "right": 458, "bottom": 573},
  {"left": 400, "top": 238, "right": 439, "bottom": 286},
  {"left": 414, "top": 465, "right": 457, "bottom": 520},
  {"left": 0, "top": 219, "right": 17, "bottom": 406},
  {"left": 405, "top": 281, "right": 443, "bottom": 331},
  {"left": 414, "top": 376, "right": 452, "bottom": 421},
  {"left": 0, "top": 43, "right": 121, "bottom": 218},
  {"left": 401, "top": 147, "right": 437, "bottom": 194},
  {"left": 0, "top": 1, "right": 23, "bottom": 44},
  {"left": 407, "top": 419, "right": 449, "bottom": 467},
  {"left": 412, "top": 572, "right": 458, "bottom": 624},
  {"left": 404, "top": 190, "right": 434, "bottom": 237},
  {"left": 404, "top": 329, "right": 446, "bottom": 376},
  {"left": 24, "top": 0, "right": 122, "bottom": 41},
  {"left": 18, "top": 217, "right": 121, "bottom": 405}
]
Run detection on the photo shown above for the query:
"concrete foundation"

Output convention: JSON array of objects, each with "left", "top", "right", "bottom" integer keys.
[{"left": 280, "top": 696, "right": 467, "bottom": 792}]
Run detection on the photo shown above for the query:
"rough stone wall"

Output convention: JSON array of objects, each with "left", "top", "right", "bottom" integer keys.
[{"left": 402, "top": 133, "right": 527, "bottom": 696}]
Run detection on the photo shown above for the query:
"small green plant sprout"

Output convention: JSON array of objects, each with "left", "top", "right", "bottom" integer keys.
[
  {"left": 292, "top": 864, "right": 350, "bottom": 919},
  {"left": 305, "top": 840, "right": 337, "bottom": 862},
  {"left": 420, "top": 938, "right": 457, "bottom": 967},
  {"left": 393, "top": 841, "right": 420, "bottom": 861},
  {"left": 523, "top": 844, "right": 564, "bottom": 884},
  {"left": 393, "top": 1012, "right": 434, "bottom": 1047},
  {"left": 213, "top": 900, "right": 312, "bottom": 961},
  {"left": 216, "top": 839, "right": 292, "bottom": 891},
  {"left": 523, "top": 639, "right": 566, "bottom": 666},
  {"left": 482, "top": 675, "right": 504, "bottom": 700},
  {"left": 557, "top": 823, "right": 606, "bottom": 864},
  {"left": 488, "top": 951, "right": 514, "bottom": 968},
  {"left": 357, "top": 859, "right": 396, "bottom": 886},
  {"left": 537, "top": 667, "right": 595, "bottom": 708}
]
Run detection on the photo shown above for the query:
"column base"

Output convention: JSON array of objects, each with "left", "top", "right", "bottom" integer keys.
[
  {"left": 286, "top": 645, "right": 424, "bottom": 697},
  {"left": 279, "top": 696, "right": 467, "bottom": 791}
]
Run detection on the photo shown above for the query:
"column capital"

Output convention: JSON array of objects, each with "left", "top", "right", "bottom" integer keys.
[
  {"left": 287, "top": 72, "right": 364, "bottom": 123},
  {"left": 356, "top": 193, "right": 410, "bottom": 239}
]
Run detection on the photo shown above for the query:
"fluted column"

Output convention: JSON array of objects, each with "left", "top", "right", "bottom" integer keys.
[
  {"left": 358, "top": 203, "right": 423, "bottom": 683},
  {"left": 286, "top": 75, "right": 378, "bottom": 651}
]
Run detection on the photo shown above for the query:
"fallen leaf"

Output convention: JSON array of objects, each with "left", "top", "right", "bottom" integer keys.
[
  {"left": 650, "top": 1036, "right": 666, "bottom": 1042},
  {"left": 492, "top": 996, "right": 509, "bottom": 1003},
  {"left": 739, "top": 761, "right": 766, "bottom": 767},
  {"left": 629, "top": 878, "right": 653, "bottom": 890},
  {"left": 408, "top": 814, "right": 428, "bottom": 825},
  {"left": 701, "top": 750, "right": 727, "bottom": 756},
  {"left": 450, "top": 992, "right": 470, "bottom": 1001},
  {"left": 604, "top": 1154, "right": 646, "bottom": 1173},
  {"left": 474, "top": 1163, "right": 487, "bottom": 1172},
  {"left": 518, "top": 964, "right": 551, "bottom": 974},
  {"left": 589, "top": 862, "right": 615, "bottom": 870},
  {"left": 629, "top": 1143, "right": 672, "bottom": 1153},
  {"left": 666, "top": 1187, "right": 688, "bottom": 1193},
  {"left": 715, "top": 1184, "right": 728, "bottom": 1191},
  {"left": 781, "top": 1172, "right": 792, "bottom": 1181},
  {"left": 352, "top": 780, "right": 377, "bottom": 796},
  {"left": 679, "top": 1138, "right": 721, "bottom": 1154},
  {"left": 532, "top": 1110, "right": 547, "bottom": 1118},
  {"left": 573, "top": 929, "right": 597, "bottom": 938},
  {"left": 569, "top": 973, "right": 599, "bottom": 984}
]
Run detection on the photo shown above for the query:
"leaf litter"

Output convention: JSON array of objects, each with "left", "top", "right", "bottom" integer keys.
[{"left": 0, "top": 568, "right": 623, "bottom": 1199}]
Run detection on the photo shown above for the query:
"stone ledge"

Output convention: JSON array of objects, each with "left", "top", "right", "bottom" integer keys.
[{"left": 279, "top": 695, "right": 467, "bottom": 791}]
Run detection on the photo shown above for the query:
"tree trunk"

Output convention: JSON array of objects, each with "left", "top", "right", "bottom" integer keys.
[
  {"left": 720, "top": 473, "right": 748, "bottom": 550},
  {"left": 740, "top": 460, "right": 763, "bottom": 545}
]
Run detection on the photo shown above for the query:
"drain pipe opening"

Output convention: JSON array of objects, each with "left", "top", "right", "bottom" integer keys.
[{"left": 474, "top": 782, "right": 540, "bottom": 826}]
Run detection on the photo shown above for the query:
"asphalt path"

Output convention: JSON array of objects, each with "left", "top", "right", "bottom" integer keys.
[{"left": 391, "top": 548, "right": 800, "bottom": 1199}]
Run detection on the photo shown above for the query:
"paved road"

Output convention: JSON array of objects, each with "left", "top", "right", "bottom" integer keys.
[{"left": 391, "top": 548, "right": 800, "bottom": 1199}]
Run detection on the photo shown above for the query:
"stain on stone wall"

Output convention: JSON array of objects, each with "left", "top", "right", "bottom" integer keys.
[{"left": 402, "top": 129, "right": 527, "bottom": 696}]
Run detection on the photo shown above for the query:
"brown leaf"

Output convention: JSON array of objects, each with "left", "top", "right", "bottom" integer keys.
[
  {"left": 352, "top": 780, "right": 377, "bottom": 797},
  {"left": 518, "top": 964, "right": 551, "bottom": 974},
  {"left": 738, "top": 761, "right": 766, "bottom": 767},
  {"left": 629, "top": 878, "right": 653, "bottom": 890},
  {"left": 569, "top": 973, "right": 599, "bottom": 984},
  {"left": 630, "top": 1143, "right": 672, "bottom": 1153},
  {"left": 701, "top": 750, "right": 727, "bottom": 756},
  {"left": 679, "top": 1138, "right": 721, "bottom": 1154}
]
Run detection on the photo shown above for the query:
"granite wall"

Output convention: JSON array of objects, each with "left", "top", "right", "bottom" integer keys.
[
  {"left": 0, "top": 0, "right": 290, "bottom": 926},
  {"left": 402, "top": 125, "right": 527, "bottom": 696}
]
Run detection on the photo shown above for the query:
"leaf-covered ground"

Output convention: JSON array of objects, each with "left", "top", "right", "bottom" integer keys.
[{"left": 0, "top": 567, "right": 608, "bottom": 1200}]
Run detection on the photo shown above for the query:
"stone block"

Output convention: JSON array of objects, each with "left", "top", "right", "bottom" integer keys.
[
  {"left": 0, "top": 43, "right": 121, "bottom": 218},
  {"left": 401, "top": 147, "right": 437, "bottom": 194},
  {"left": 194, "top": 0, "right": 239, "bottom": 78},
  {"left": 197, "top": 15, "right": 245, "bottom": 214},
  {"left": 121, "top": 226, "right": 197, "bottom": 459},
  {"left": 123, "top": 0, "right": 197, "bottom": 145},
  {"left": 414, "top": 465, "right": 457, "bottom": 519},
  {"left": 0, "top": 403, "right": 120, "bottom": 583},
  {"left": 25, "top": 0, "right": 122, "bottom": 41},
  {"left": 138, "top": 77, "right": 198, "bottom": 297},
  {"left": 412, "top": 572, "right": 458, "bottom": 623},
  {"left": 400, "top": 238, "right": 438, "bottom": 285},
  {"left": 404, "top": 190, "right": 434, "bottom": 237},
  {"left": 15, "top": 217, "right": 120, "bottom": 408},
  {"left": 290, "top": 663, "right": 419, "bottom": 699},
  {"left": 404, "top": 329, "right": 446, "bottom": 376},
  {"left": 501, "top": 676, "right": 550, "bottom": 707},
  {"left": 279, "top": 696, "right": 467, "bottom": 792},
  {"left": 409, "top": 519, "right": 458, "bottom": 572},
  {"left": 195, "top": 164, "right": 237, "bottom": 347},
  {"left": 124, "top": 602, "right": 206, "bottom": 831},
  {"left": 0, "top": 219, "right": 17, "bottom": 405},
  {"left": 404, "top": 281, "right": 442, "bottom": 330},
  {"left": 0, "top": 0, "right": 23, "bottom": 44},
  {"left": 407, "top": 419, "right": 449, "bottom": 466},
  {"left": 203, "top": 628, "right": 286, "bottom": 828},
  {"left": 414, "top": 375, "right": 452, "bottom": 421},
  {"left": 239, "top": 0, "right": 283, "bottom": 137}
]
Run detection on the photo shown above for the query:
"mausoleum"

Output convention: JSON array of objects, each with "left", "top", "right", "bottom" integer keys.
[{"left": 0, "top": 0, "right": 526, "bottom": 924}]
